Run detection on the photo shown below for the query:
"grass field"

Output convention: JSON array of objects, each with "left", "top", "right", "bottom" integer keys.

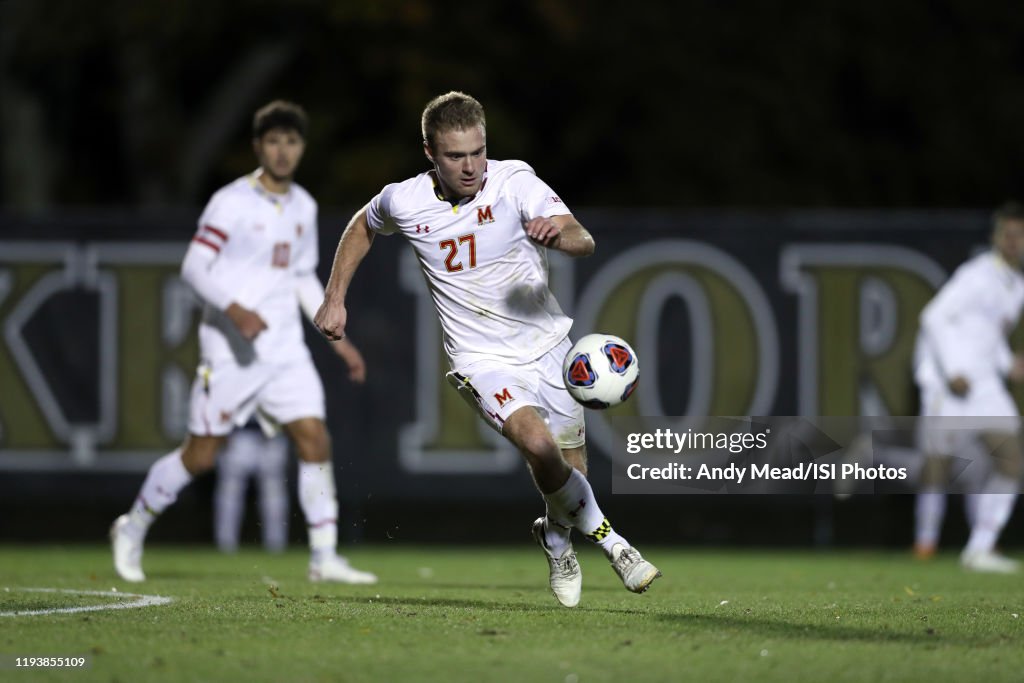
[{"left": 3, "top": 544, "right": 1023, "bottom": 682}]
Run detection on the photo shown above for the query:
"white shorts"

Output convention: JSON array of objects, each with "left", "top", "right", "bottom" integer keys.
[
  {"left": 446, "top": 337, "right": 586, "bottom": 450},
  {"left": 188, "top": 355, "right": 325, "bottom": 437},
  {"left": 918, "top": 378, "right": 1020, "bottom": 456}
]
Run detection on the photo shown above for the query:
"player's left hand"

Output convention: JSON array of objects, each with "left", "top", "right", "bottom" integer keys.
[{"left": 523, "top": 217, "right": 561, "bottom": 247}]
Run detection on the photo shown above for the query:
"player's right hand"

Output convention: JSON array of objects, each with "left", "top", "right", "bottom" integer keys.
[
  {"left": 314, "top": 297, "right": 348, "bottom": 342},
  {"left": 948, "top": 376, "right": 970, "bottom": 396},
  {"left": 225, "top": 303, "right": 268, "bottom": 341}
]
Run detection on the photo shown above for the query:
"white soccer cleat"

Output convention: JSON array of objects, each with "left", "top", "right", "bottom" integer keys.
[
  {"left": 532, "top": 517, "right": 582, "bottom": 608},
  {"left": 110, "top": 514, "right": 145, "bottom": 583},
  {"left": 610, "top": 543, "right": 661, "bottom": 593},
  {"left": 960, "top": 550, "right": 1020, "bottom": 574},
  {"left": 308, "top": 555, "right": 378, "bottom": 584}
]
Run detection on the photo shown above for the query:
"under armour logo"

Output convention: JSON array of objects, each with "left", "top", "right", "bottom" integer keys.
[
  {"left": 568, "top": 499, "right": 586, "bottom": 518},
  {"left": 415, "top": 224, "right": 430, "bottom": 233}
]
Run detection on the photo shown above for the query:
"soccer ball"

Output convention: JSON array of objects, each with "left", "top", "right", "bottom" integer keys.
[{"left": 562, "top": 333, "right": 640, "bottom": 409}]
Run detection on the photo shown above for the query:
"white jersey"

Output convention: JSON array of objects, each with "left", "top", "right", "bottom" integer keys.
[
  {"left": 191, "top": 171, "right": 319, "bottom": 365},
  {"left": 915, "top": 251, "right": 1024, "bottom": 389},
  {"left": 366, "top": 159, "right": 573, "bottom": 367}
]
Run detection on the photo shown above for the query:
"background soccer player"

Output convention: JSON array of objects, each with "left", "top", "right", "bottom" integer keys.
[
  {"left": 913, "top": 201, "right": 1024, "bottom": 572},
  {"left": 111, "top": 100, "right": 376, "bottom": 584},
  {"left": 213, "top": 423, "right": 289, "bottom": 554},
  {"left": 314, "top": 91, "right": 660, "bottom": 606}
]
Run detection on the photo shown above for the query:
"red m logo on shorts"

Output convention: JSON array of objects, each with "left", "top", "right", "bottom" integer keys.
[{"left": 494, "top": 387, "right": 513, "bottom": 407}]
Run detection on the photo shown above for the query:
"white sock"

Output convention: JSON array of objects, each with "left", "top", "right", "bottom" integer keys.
[
  {"left": 214, "top": 436, "right": 258, "bottom": 552},
  {"left": 543, "top": 469, "right": 627, "bottom": 557},
  {"left": 541, "top": 513, "right": 572, "bottom": 557},
  {"left": 299, "top": 461, "right": 338, "bottom": 560},
  {"left": 964, "top": 474, "right": 1018, "bottom": 555},
  {"left": 126, "top": 449, "right": 192, "bottom": 541},
  {"left": 214, "top": 468, "right": 246, "bottom": 552},
  {"left": 258, "top": 435, "right": 290, "bottom": 552},
  {"left": 914, "top": 489, "right": 946, "bottom": 546},
  {"left": 260, "top": 473, "right": 289, "bottom": 552}
]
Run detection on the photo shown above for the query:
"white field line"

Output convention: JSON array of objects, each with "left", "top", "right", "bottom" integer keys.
[{"left": 0, "top": 587, "right": 173, "bottom": 617}]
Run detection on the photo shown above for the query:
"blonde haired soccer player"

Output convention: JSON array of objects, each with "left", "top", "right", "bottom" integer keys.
[
  {"left": 314, "top": 91, "right": 660, "bottom": 606},
  {"left": 111, "top": 101, "right": 376, "bottom": 584},
  {"left": 913, "top": 202, "right": 1024, "bottom": 573}
]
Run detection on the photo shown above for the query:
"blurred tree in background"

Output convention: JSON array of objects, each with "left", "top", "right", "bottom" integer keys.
[{"left": 2, "top": 0, "right": 1024, "bottom": 212}]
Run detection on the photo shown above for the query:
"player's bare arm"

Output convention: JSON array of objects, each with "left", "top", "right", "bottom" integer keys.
[
  {"left": 332, "top": 338, "right": 367, "bottom": 384},
  {"left": 524, "top": 215, "right": 595, "bottom": 257},
  {"left": 314, "top": 207, "right": 376, "bottom": 341}
]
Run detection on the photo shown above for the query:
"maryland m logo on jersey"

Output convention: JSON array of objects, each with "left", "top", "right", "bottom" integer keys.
[{"left": 477, "top": 206, "right": 495, "bottom": 225}]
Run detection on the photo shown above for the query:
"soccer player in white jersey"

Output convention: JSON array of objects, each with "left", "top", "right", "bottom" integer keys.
[
  {"left": 110, "top": 101, "right": 377, "bottom": 585},
  {"left": 913, "top": 202, "right": 1024, "bottom": 573},
  {"left": 314, "top": 91, "right": 660, "bottom": 606},
  {"left": 214, "top": 424, "right": 290, "bottom": 553}
]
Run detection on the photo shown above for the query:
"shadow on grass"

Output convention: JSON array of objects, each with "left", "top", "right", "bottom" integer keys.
[
  {"left": 329, "top": 594, "right": 651, "bottom": 616},
  {"left": 328, "top": 595, "right": 1010, "bottom": 647},
  {"left": 658, "top": 612, "right": 999, "bottom": 646},
  {"left": 380, "top": 580, "right": 622, "bottom": 594}
]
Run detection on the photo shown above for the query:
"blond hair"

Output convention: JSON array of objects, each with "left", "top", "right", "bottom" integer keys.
[{"left": 421, "top": 91, "right": 486, "bottom": 148}]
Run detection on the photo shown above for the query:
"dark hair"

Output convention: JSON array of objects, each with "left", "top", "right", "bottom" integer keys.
[
  {"left": 993, "top": 201, "right": 1024, "bottom": 228},
  {"left": 421, "top": 91, "right": 485, "bottom": 148},
  {"left": 253, "top": 100, "right": 308, "bottom": 139}
]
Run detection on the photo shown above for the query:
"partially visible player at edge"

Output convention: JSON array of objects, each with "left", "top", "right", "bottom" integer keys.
[
  {"left": 110, "top": 100, "right": 377, "bottom": 585},
  {"left": 314, "top": 91, "right": 660, "bottom": 606},
  {"left": 913, "top": 201, "right": 1024, "bottom": 573}
]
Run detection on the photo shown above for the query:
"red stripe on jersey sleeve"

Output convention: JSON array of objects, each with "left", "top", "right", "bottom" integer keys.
[
  {"left": 192, "top": 236, "right": 221, "bottom": 253},
  {"left": 202, "top": 225, "right": 229, "bottom": 242}
]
